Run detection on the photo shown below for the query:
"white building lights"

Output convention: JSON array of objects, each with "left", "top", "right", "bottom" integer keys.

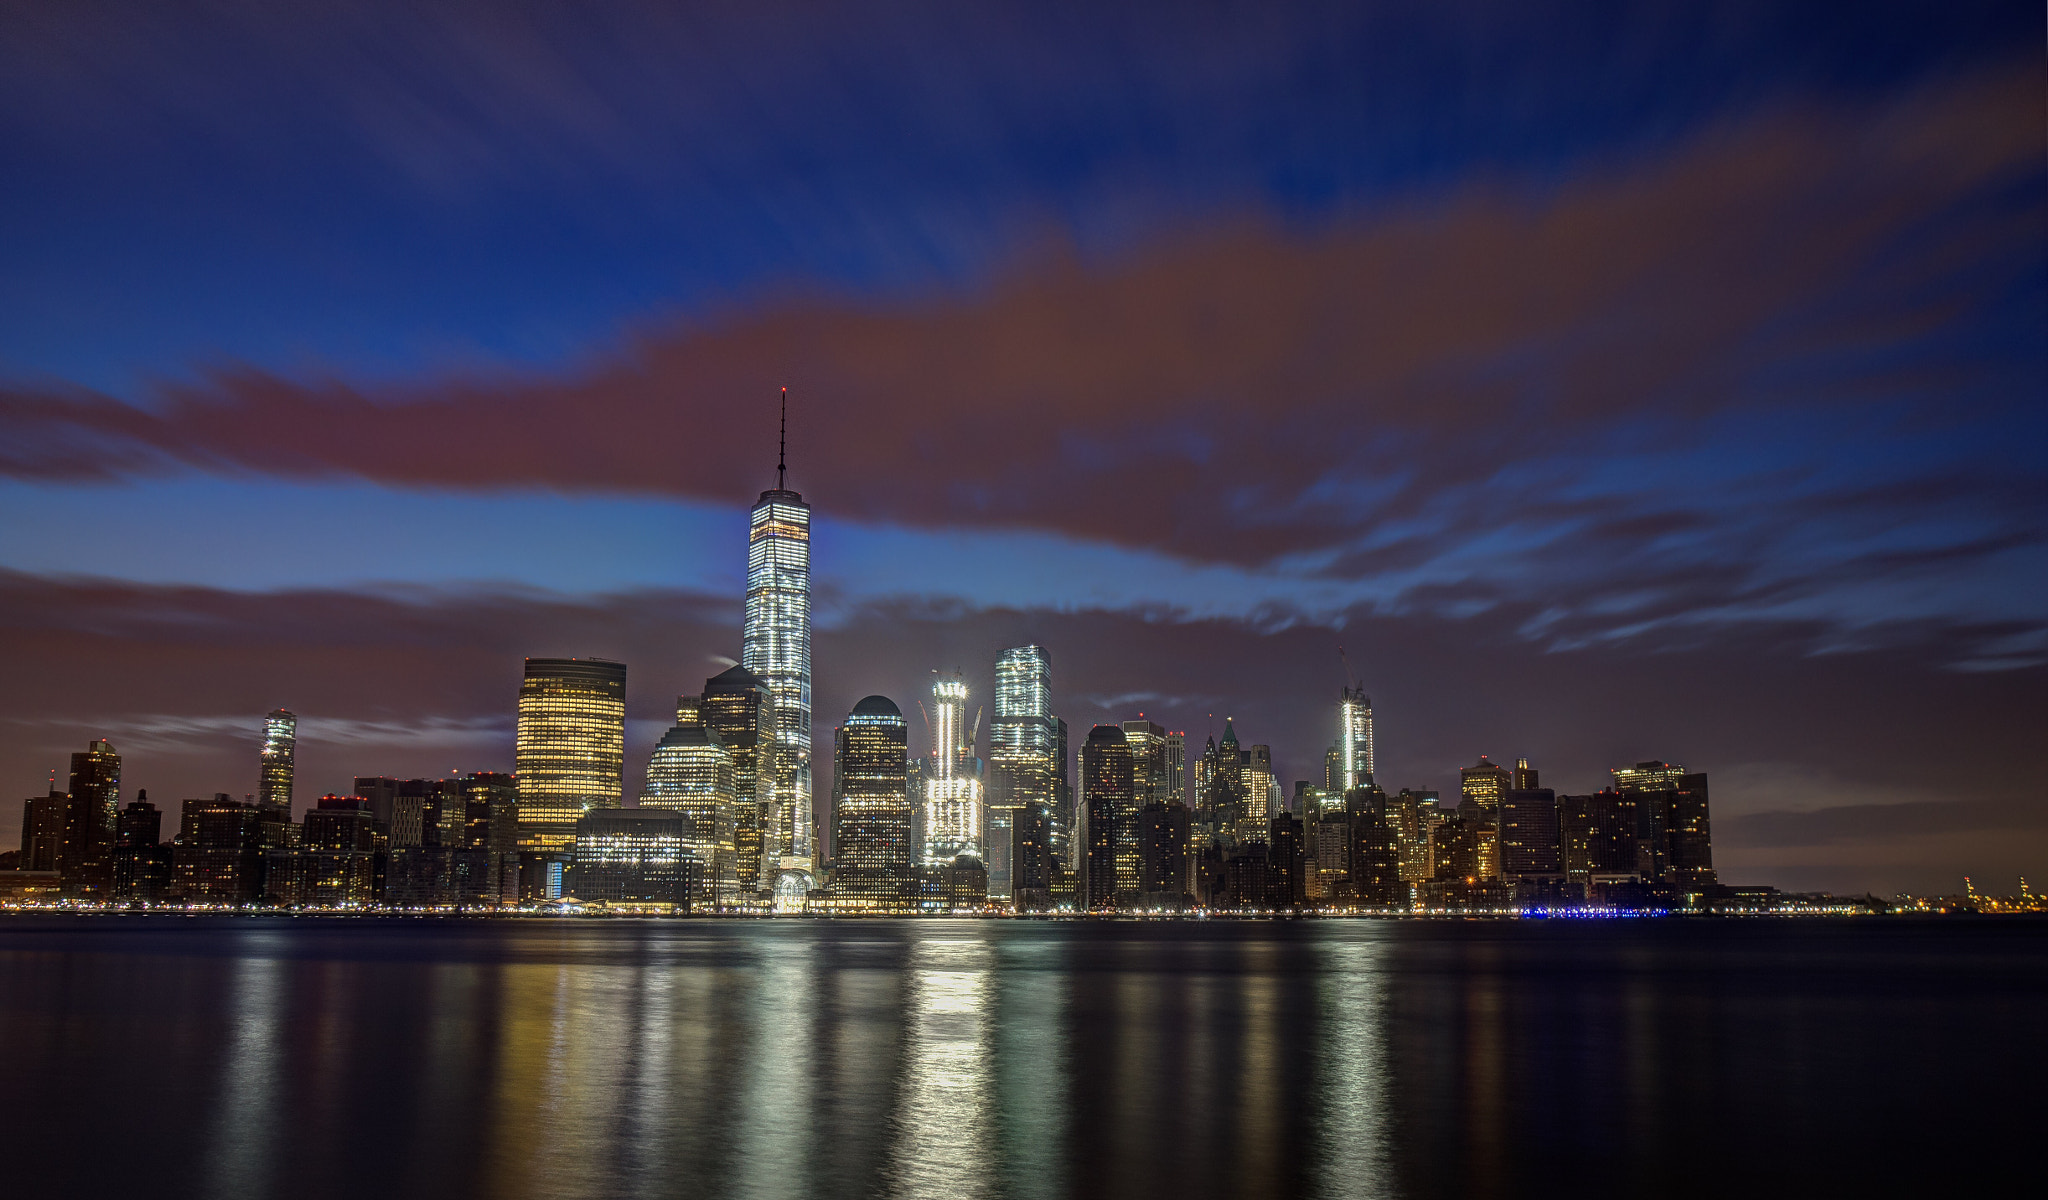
[
  {"left": 923, "top": 674, "right": 984, "bottom": 864},
  {"left": 742, "top": 402, "right": 814, "bottom": 873},
  {"left": 1340, "top": 686, "right": 1375, "bottom": 790}
]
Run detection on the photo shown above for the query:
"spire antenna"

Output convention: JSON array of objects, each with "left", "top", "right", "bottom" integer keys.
[{"left": 777, "top": 386, "right": 788, "bottom": 490}]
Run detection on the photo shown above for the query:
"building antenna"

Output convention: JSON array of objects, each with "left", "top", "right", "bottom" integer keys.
[
  {"left": 1338, "top": 642, "right": 1359, "bottom": 691},
  {"left": 777, "top": 386, "right": 788, "bottom": 491}
]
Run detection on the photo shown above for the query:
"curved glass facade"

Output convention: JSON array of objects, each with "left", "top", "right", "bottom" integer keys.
[
  {"left": 742, "top": 488, "right": 813, "bottom": 871},
  {"left": 642, "top": 724, "right": 739, "bottom": 907}
]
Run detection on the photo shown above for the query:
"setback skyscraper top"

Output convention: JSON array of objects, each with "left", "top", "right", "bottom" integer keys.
[{"left": 741, "top": 388, "right": 814, "bottom": 878}]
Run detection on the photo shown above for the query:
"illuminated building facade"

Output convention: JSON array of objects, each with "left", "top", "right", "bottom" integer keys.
[
  {"left": 60, "top": 739, "right": 120, "bottom": 898},
  {"left": 1460, "top": 755, "right": 1512, "bottom": 880},
  {"left": 1081, "top": 724, "right": 1132, "bottom": 911},
  {"left": 1339, "top": 686, "right": 1375, "bottom": 789},
  {"left": 988, "top": 645, "right": 1054, "bottom": 901},
  {"left": 514, "top": 658, "right": 626, "bottom": 856},
  {"left": 172, "top": 794, "right": 266, "bottom": 904},
  {"left": 258, "top": 708, "right": 295, "bottom": 817},
  {"left": 20, "top": 787, "right": 64, "bottom": 872},
  {"left": 568, "top": 809, "right": 699, "bottom": 909},
  {"left": 455, "top": 772, "right": 519, "bottom": 905},
  {"left": 691, "top": 666, "right": 778, "bottom": 895},
  {"left": 642, "top": 723, "right": 739, "bottom": 907},
  {"left": 921, "top": 675, "right": 984, "bottom": 864},
  {"left": 1120, "top": 720, "right": 1165, "bottom": 899},
  {"left": 741, "top": 400, "right": 813, "bottom": 877},
  {"left": 298, "top": 796, "right": 382, "bottom": 906},
  {"left": 832, "top": 695, "right": 913, "bottom": 910}
]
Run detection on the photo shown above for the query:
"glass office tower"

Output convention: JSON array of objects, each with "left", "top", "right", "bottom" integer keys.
[
  {"left": 742, "top": 435, "right": 813, "bottom": 874},
  {"left": 833, "top": 695, "right": 913, "bottom": 910},
  {"left": 642, "top": 723, "right": 739, "bottom": 907},
  {"left": 515, "top": 658, "right": 626, "bottom": 855},
  {"left": 258, "top": 708, "right": 296, "bottom": 817},
  {"left": 989, "top": 645, "right": 1054, "bottom": 900},
  {"left": 1339, "top": 686, "right": 1375, "bottom": 789}
]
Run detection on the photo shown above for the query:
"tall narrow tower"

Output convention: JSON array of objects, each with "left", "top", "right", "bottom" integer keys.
[
  {"left": 742, "top": 388, "right": 814, "bottom": 872},
  {"left": 258, "top": 709, "right": 296, "bottom": 817},
  {"left": 1339, "top": 686, "right": 1375, "bottom": 790}
]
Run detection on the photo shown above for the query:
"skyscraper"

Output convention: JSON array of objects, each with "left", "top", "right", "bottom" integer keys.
[
  {"left": 832, "top": 695, "right": 914, "bottom": 911},
  {"left": 642, "top": 723, "right": 738, "bottom": 907},
  {"left": 1120, "top": 720, "right": 1166, "bottom": 900},
  {"left": 1081, "top": 724, "right": 1132, "bottom": 912},
  {"left": 741, "top": 389, "right": 814, "bottom": 877},
  {"left": 60, "top": 739, "right": 120, "bottom": 899},
  {"left": 515, "top": 657, "right": 627, "bottom": 857},
  {"left": 1339, "top": 686, "right": 1375, "bottom": 789},
  {"left": 692, "top": 665, "right": 779, "bottom": 895},
  {"left": 922, "top": 674, "right": 984, "bottom": 865},
  {"left": 1460, "top": 755, "right": 1512, "bottom": 879},
  {"left": 991, "top": 646, "right": 1055, "bottom": 903},
  {"left": 258, "top": 708, "right": 296, "bottom": 817},
  {"left": 1612, "top": 761, "right": 1715, "bottom": 890}
]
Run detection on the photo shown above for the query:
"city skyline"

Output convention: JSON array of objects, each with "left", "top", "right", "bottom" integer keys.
[{"left": 1, "top": 3, "right": 2042, "bottom": 898}]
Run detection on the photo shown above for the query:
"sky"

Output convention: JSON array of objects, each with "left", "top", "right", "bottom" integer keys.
[{"left": 1, "top": 0, "right": 2042, "bottom": 895}]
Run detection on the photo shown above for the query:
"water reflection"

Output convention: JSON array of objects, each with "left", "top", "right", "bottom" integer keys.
[
  {"left": 0, "top": 918, "right": 2033, "bottom": 1200},
  {"left": 1312, "top": 936, "right": 1392, "bottom": 1200},
  {"left": 206, "top": 933, "right": 284, "bottom": 1198},
  {"left": 886, "top": 933, "right": 995, "bottom": 1199}
]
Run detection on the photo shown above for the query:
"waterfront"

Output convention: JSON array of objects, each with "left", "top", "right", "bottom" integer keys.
[{"left": 1, "top": 917, "right": 2039, "bottom": 1199}]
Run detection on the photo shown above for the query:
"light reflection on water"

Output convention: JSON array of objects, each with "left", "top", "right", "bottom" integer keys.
[{"left": 0, "top": 917, "right": 2041, "bottom": 1200}]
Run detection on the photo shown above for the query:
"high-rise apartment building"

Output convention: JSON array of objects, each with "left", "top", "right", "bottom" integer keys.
[
  {"left": 111, "top": 794, "right": 172, "bottom": 903},
  {"left": 455, "top": 772, "right": 519, "bottom": 906},
  {"left": 921, "top": 675, "right": 984, "bottom": 865},
  {"left": 643, "top": 723, "right": 738, "bottom": 907},
  {"left": 258, "top": 709, "right": 296, "bottom": 817},
  {"left": 19, "top": 788, "right": 64, "bottom": 872},
  {"left": 60, "top": 739, "right": 120, "bottom": 898},
  {"left": 832, "top": 695, "right": 913, "bottom": 911},
  {"left": 299, "top": 795, "right": 382, "bottom": 906},
  {"left": 172, "top": 794, "right": 266, "bottom": 904},
  {"left": 1081, "top": 725, "right": 1132, "bottom": 912},
  {"left": 1339, "top": 686, "right": 1375, "bottom": 788},
  {"left": 1164, "top": 731, "right": 1187, "bottom": 805},
  {"left": 515, "top": 658, "right": 627, "bottom": 857},
  {"left": 1460, "top": 755, "right": 1512, "bottom": 880},
  {"left": 741, "top": 391, "right": 814, "bottom": 877},
  {"left": 1500, "top": 786, "right": 1562, "bottom": 881}
]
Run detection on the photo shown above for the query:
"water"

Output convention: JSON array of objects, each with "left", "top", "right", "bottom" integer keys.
[{"left": 0, "top": 916, "right": 2038, "bottom": 1199}]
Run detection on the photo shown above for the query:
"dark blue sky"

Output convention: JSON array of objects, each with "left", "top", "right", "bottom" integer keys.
[{"left": 2, "top": 1, "right": 2042, "bottom": 892}]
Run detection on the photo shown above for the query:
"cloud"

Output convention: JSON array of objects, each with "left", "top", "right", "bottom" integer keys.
[{"left": 2, "top": 63, "right": 2039, "bottom": 573}]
